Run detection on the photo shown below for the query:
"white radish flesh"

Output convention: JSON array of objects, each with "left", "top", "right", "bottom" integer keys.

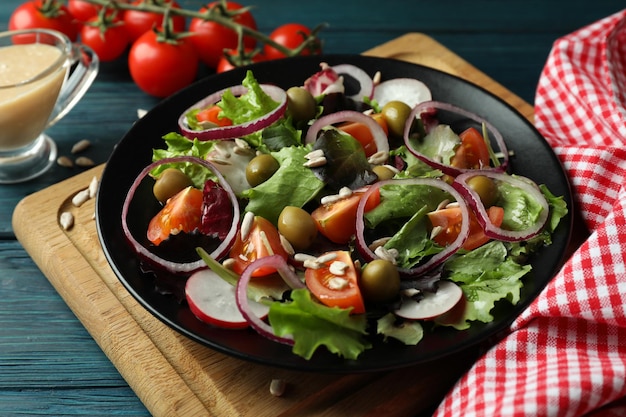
[
  {"left": 185, "top": 269, "right": 269, "bottom": 329},
  {"left": 394, "top": 281, "right": 463, "bottom": 320},
  {"left": 373, "top": 78, "right": 432, "bottom": 108}
]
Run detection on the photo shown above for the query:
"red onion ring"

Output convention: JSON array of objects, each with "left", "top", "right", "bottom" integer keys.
[
  {"left": 355, "top": 178, "right": 471, "bottom": 278},
  {"left": 235, "top": 254, "right": 305, "bottom": 345},
  {"left": 331, "top": 64, "right": 374, "bottom": 100},
  {"left": 304, "top": 110, "right": 390, "bottom": 154},
  {"left": 121, "top": 156, "right": 240, "bottom": 275},
  {"left": 453, "top": 171, "right": 549, "bottom": 241},
  {"left": 178, "top": 84, "right": 287, "bottom": 141},
  {"left": 403, "top": 100, "right": 509, "bottom": 176}
]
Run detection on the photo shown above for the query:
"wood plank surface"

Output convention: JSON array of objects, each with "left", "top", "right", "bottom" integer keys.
[{"left": 12, "top": 33, "right": 536, "bottom": 416}]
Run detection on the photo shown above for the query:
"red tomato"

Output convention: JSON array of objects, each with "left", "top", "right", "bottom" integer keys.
[
  {"left": 427, "top": 205, "right": 505, "bottom": 251},
  {"left": 229, "top": 216, "right": 289, "bottom": 278},
  {"left": 147, "top": 186, "right": 203, "bottom": 246},
  {"left": 80, "top": 18, "right": 129, "bottom": 62},
  {"left": 128, "top": 29, "right": 199, "bottom": 97},
  {"left": 68, "top": 0, "right": 101, "bottom": 24},
  {"left": 337, "top": 113, "right": 388, "bottom": 157},
  {"left": 189, "top": 1, "right": 257, "bottom": 68},
  {"left": 450, "top": 127, "right": 491, "bottom": 170},
  {"left": 9, "top": 0, "right": 79, "bottom": 41},
  {"left": 123, "top": 0, "right": 186, "bottom": 43},
  {"left": 264, "top": 23, "right": 320, "bottom": 60},
  {"left": 195, "top": 105, "right": 232, "bottom": 127},
  {"left": 305, "top": 250, "right": 365, "bottom": 314},
  {"left": 311, "top": 188, "right": 380, "bottom": 244},
  {"left": 216, "top": 48, "right": 265, "bottom": 73}
]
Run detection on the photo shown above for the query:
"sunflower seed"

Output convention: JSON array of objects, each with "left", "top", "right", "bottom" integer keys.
[
  {"left": 59, "top": 212, "right": 74, "bottom": 231},
  {"left": 304, "top": 149, "right": 324, "bottom": 160},
  {"left": 75, "top": 156, "right": 95, "bottom": 167},
  {"left": 56, "top": 155, "right": 74, "bottom": 168},
  {"left": 316, "top": 252, "right": 338, "bottom": 264},
  {"left": 303, "top": 156, "right": 326, "bottom": 168},
  {"left": 269, "top": 379, "right": 286, "bottom": 397},
  {"left": 329, "top": 260, "right": 349, "bottom": 276},
  {"left": 88, "top": 176, "right": 98, "bottom": 198},
  {"left": 240, "top": 212, "right": 255, "bottom": 240},
  {"left": 327, "top": 276, "right": 349, "bottom": 290},
  {"left": 71, "top": 139, "right": 91, "bottom": 154},
  {"left": 72, "top": 189, "right": 90, "bottom": 207},
  {"left": 279, "top": 234, "right": 295, "bottom": 255}
]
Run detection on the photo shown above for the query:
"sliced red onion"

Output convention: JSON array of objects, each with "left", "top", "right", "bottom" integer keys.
[
  {"left": 178, "top": 84, "right": 287, "bottom": 141},
  {"left": 121, "top": 156, "right": 240, "bottom": 275},
  {"left": 372, "top": 77, "right": 432, "bottom": 108},
  {"left": 331, "top": 64, "right": 374, "bottom": 100},
  {"left": 304, "top": 110, "right": 389, "bottom": 154},
  {"left": 235, "top": 254, "right": 306, "bottom": 345},
  {"left": 303, "top": 62, "right": 344, "bottom": 96},
  {"left": 355, "top": 178, "right": 471, "bottom": 278},
  {"left": 403, "top": 100, "right": 509, "bottom": 176},
  {"left": 453, "top": 171, "right": 549, "bottom": 241}
]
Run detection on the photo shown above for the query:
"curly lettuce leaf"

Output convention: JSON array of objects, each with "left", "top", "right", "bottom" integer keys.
[
  {"left": 268, "top": 289, "right": 371, "bottom": 360},
  {"left": 377, "top": 313, "right": 424, "bottom": 345},
  {"left": 151, "top": 133, "right": 216, "bottom": 188}
]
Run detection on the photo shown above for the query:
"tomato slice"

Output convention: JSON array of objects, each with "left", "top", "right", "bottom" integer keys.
[
  {"left": 195, "top": 105, "right": 233, "bottom": 127},
  {"left": 305, "top": 250, "right": 365, "bottom": 314},
  {"left": 311, "top": 188, "right": 380, "bottom": 244},
  {"left": 427, "top": 205, "right": 504, "bottom": 251},
  {"left": 337, "top": 113, "right": 388, "bottom": 157},
  {"left": 229, "top": 216, "right": 289, "bottom": 277},
  {"left": 450, "top": 127, "right": 491, "bottom": 169},
  {"left": 147, "top": 186, "right": 203, "bottom": 246}
]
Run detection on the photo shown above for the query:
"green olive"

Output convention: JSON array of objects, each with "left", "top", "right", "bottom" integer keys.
[
  {"left": 246, "top": 153, "right": 280, "bottom": 187},
  {"left": 467, "top": 175, "right": 498, "bottom": 207},
  {"left": 359, "top": 259, "right": 401, "bottom": 304},
  {"left": 153, "top": 168, "right": 193, "bottom": 203},
  {"left": 372, "top": 165, "right": 395, "bottom": 181},
  {"left": 277, "top": 206, "right": 318, "bottom": 250},
  {"left": 381, "top": 100, "right": 412, "bottom": 138},
  {"left": 286, "top": 86, "right": 316, "bottom": 122}
]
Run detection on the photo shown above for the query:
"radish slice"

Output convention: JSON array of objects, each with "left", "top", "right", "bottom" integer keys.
[
  {"left": 453, "top": 171, "right": 550, "bottom": 241},
  {"left": 121, "top": 156, "right": 240, "bottom": 275},
  {"left": 186, "top": 269, "right": 269, "bottom": 329},
  {"left": 394, "top": 281, "right": 463, "bottom": 320},
  {"left": 403, "top": 100, "right": 509, "bottom": 176},
  {"left": 355, "top": 178, "right": 471, "bottom": 278},
  {"left": 178, "top": 84, "right": 287, "bottom": 141},
  {"left": 331, "top": 64, "right": 374, "bottom": 100},
  {"left": 304, "top": 110, "right": 390, "bottom": 153},
  {"left": 373, "top": 78, "right": 432, "bottom": 108}
]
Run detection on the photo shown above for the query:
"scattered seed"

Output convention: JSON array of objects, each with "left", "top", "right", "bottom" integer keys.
[
  {"left": 269, "top": 379, "right": 286, "bottom": 397},
  {"left": 327, "top": 276, "right": 349, "bottom": 290},
  {"left": 436, "top": 199, "right": 451, "bottom": 211},
  {"left": 72, "top": 189, "right": 90, "bottom": 207},
  {"left": 259, "top": 230, "right": 274, "bottom": 255},
  {"left": 372, "top": 71, "right": 382, "bottom": 86},
  {"left": 303, "top": 259, "right": 323, "bottom": 269},
  {"left": 294, "top": 253, "right": 316, "bottom": 263},
  {"left": 338, "top": 187, "right": 353, "bottom": 198},
  {"left": 88, "top": 176, "right": 98, "bottom": 198},
  {"left": 430, "top": 225, "right": 444, "bottom": 239},
  {"left": 137, "top": 108, "right": 147, "bottom": 118},
  {"left": 240, "top": 212, "right": 255, "bottom": 240},
  {"left": 304, "top": 149, "right": 324, "bottom": 160},
  {"left": 303, "top": 156, "right": 327, "bottom": 168},
  {"left": 59, "top": 212, "right": 74, "bottom": 231},
  {"left": 402, "top": 288, "right": 421, "bottom": 297},
  {"left": 316, "top": 252, "right": 338, "bottom": 264},
  {"left": 222, "top": 258, "right": 236, "bottom": 270},
  {"left": 71, "top": 139, "right": 91, "bottom": 154},
  {"left": 234, "top": 138, "right": 250, "bottom": 150},
  {"left": 75, "top": 156, "right": 95, "bottom": 167},
  {"left": 368, "top": 237, "right": 391, "bottom": 251},
  {"left": 374, "top": 246, "right": 397, "bottom": 264},
  {"left": 382, "top": 164, "right": 400, "bottom": 174},
  {"left": 56, "top": 155, "right": 74, "bottom": 168},
  {"left": 279, "top": 234, "right": 295, "bottom": 256},
  {"left": 320, "top": 194, "right": 343, "bottom": 205},
  {"left": 329, "top": 260, "right": 349, "bottom": 276},
  {"left": 368, "top": 150, "right": 389, "bottom": 165}
]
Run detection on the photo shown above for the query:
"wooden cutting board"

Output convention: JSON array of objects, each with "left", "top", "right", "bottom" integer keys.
[{"left": 12, "top": 33, "right": 534, "bottom": 417}]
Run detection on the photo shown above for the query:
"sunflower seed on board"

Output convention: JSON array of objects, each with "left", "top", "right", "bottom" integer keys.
[
  {"left": 88, "top": 176, "right": 99, "bottom": 198},
  {"left": 59, "top": 212, "right": 74, "bottom": 231},
  {"left": 269, "top": 379, "right": 286, "bottom": 397},
  {"left": 72, "top": 189, "right": 91, "bottom": 207},
  {"left": 71, "top": 139, "right": 91, "bottom": 154}
]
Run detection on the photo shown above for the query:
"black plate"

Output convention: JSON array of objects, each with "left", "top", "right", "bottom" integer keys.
[{"left": 96, "top": 55, "right": 573, "bottom": 373}]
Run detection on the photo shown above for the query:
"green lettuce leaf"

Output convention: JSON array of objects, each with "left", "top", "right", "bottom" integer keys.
[
  {"left": 268, "top": 289, "right": 371, "bottom": 360},
  {"left": 377, "top": 313, "right": 424, "bottom": 345}
]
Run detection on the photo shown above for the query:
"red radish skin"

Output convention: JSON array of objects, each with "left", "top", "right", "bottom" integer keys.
[
  {"left": 185, "top": 269, "right": 269, "bottom": 329},
  {"left": 394, "top": 281, "right": 463, "bottom": 320}
]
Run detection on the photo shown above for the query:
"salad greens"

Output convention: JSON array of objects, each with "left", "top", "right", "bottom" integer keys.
[{"left": 148, "top": 69, "right": 568, "bottom": 361}]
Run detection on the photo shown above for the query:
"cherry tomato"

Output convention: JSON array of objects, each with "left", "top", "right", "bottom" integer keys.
[
  {"left": 147, "top": 186, "right": 203, "bottom": 246},
  {"left": 215, "top": 48, "right": 265, "bottom": 73},
  {"left": 195, "top": 105, "right": 232, "bottom": 127},
  {"left": 311, "top": 188, "right": 380, "bottom": 244},
  {"left": 337, "top": 113, "right": 388, "bottom": 157},
  {"left": 80, "top": 17, "right": 129, "bottom": 62},
  {"left": 9, "top": 0, "right": 79, "bottom": 41},
  {"left": 123, "top": 0, "right": 186, "bottom": 43},
  {"left": 128, "top": 29, "right": 199, "bottom": 97},
  {"left": 450, "top": 127, "right": 491, "bottom": 170},
  {"left": 427, "top": 205, "right": 504, "bottom": 251},
  {"left": 68, "top": 0, "right": 101, "bottom": 24},
  {"left": 305, "top": 250, "right": 365, "bottom": 314},
  {"left": 189, "top": 1, "right": 257, "bottom": 68},
  {"left": 264, "top": 23, "right": 320, "bottom": 60},
  {"left": 229, "top": 216, "right": 289, "bottom": 278}
]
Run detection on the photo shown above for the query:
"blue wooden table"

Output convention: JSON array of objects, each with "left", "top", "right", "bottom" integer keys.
[{"left": 1, "top": 1, "right": 623, "bottom": 415}]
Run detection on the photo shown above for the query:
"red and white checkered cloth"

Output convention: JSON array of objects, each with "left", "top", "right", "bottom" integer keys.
[{"left": 435, "top": 9, "right": 626, "bottom": 416}]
